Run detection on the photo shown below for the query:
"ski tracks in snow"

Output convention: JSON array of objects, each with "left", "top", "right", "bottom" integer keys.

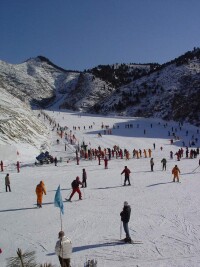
[{"left": 136, "top": 212, "right": 200, "bottom": 264}]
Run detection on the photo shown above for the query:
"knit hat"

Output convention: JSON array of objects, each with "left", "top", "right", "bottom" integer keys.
[
  {"left": 58, "top": 231, "right": 65, "bottom": 238},
  {"left": 124, "top": 201, "right": 128, "bottom": 206},
  {"left": 76, "top": 176, "right": 80, "bottom": 181}
]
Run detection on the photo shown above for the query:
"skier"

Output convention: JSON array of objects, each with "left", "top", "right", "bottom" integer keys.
[
  {"left": 5, "top": 173, "right": 11, "bottom": 192},
  {"left": 97, "top": 153, "right": 101, "bottom": 165},
  {"left": 16, "top": 161, "right": 20, "bottom": 173},
  {"left": 172, "top": 165, "right": 181, "bottom": 182},
  {"left": 55, "top": 231, "right": 72, "bottom": 267},
  {"left": 54, "top": 157, "right": 58, "bottom": 166},
  {"left": 150, "top": 158, "right": 154, "bottom": 171},
  {"left": 161, "top": 158, "right": 167, "bottom": 171},
  {"left": 120, "top": 201, "right": 131, "bottom": 243},
  {"left": 81, "top": 168, "right": 87, "bottom": 188},
  {"left": 68, "top": 177, "right": 82, "bottom": 201},
  {"left": 35, "top": 181, "right": 46, "bottom": 208},
  {"left": 104, "top": 156, "right": 108, "bottom": 169},
  {"left": 1, "top": 160, "right": 3, "bottom": 172},
  {"left": 76, "top": 150, "right": 79, "bottom": 165},
  {"left": 121, "top": 166, "right": 131, "bottom": 186},
  {"left": 148, "top": 148, "right": 152, "bottom": 157}
]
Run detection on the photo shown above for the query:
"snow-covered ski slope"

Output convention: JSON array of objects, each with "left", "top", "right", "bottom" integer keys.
[{"left": 0, "top": 110, "right": 200, "bottom": 267}]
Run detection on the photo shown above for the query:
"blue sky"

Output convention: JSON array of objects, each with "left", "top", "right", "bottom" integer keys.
[{"left": 0, "top": 0, "right": 200, "bottom": 71}]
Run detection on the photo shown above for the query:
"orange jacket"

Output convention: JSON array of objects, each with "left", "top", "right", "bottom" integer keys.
[
  {"left": 172, "top": 166, "right": 180, "bottom": 176},
  {"left": 36, "top": 181, "right": 46, "bottom": 196}
]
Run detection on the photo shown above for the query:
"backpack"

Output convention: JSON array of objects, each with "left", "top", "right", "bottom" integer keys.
[{"left": 71, "top": 180, "right": 77, "bottom": 188}]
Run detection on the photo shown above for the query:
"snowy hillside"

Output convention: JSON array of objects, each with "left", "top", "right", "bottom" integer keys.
[
  {"left": 0, "top": 86, "right": 50, "bottom": 160},
  {"left": 100, "top": 57, "right": 200, "bottom": 125},
  {"left": 0, "top": 110, "right": 200, "bottom": 267},
  {"left": 59, "top": 72, "right": 115, "bottom": 111},
  {"left": 0, "top": 56, "right": 116, "bottom": 111}
]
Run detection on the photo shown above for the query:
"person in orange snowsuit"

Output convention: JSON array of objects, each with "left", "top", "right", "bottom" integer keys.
[
  {"left": 35, "top": 181, "right": 46, "bottom": 208},
  {"left": 104, "top": 156, "right": 108, "bottom": 169},
  {"left": 148, "top": 149, "right": 152, "bottom": 158},
  {"left": 172, "top": 165, "right": 181, "bottom": 182}
]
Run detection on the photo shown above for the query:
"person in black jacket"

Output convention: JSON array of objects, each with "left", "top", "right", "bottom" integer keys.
[
  {"left": 81, "top": 169, "right": 87, "bottom": 188},
  {"left": 120, "top": 201, "right": 131, "bottom": 242},
  {"left": 54, "top": 157, "right": 58, "bottom": 166},
  {"left": 161, "top": 158, "right": 167, "bottom": 171}
]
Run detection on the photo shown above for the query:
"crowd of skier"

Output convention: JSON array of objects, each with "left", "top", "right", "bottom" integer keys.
[{"left": 1, "top": 111, "right": 200, "bottom": 266}]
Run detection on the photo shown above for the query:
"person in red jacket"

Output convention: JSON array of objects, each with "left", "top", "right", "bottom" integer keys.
[
  {"left": 104, "top": 156, "right": 108, "bottom": 169},
  {"left": 16, "top": 161, "right": 20, "bottom": 173},
  {"left": 1, "top": 160, "right": 3, "bottom": 172},
  {"left": 121, "top": 166, "right": 131, "bottom": 186},
  {"left": 68, "top": 177, "right": 82, "bottom": 201}
]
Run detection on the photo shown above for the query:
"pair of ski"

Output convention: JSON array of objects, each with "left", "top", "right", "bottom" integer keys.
[
  {"left": 65, "top": 198, "right": 83, "bottom": 202},
  {"left": 106, "top": 239, "right": 142, "bottom": 245}
]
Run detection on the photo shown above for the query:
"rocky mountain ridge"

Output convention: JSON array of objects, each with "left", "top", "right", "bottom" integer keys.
[{"left": 0, "top": 48, "right": 200, "bottom": 139}]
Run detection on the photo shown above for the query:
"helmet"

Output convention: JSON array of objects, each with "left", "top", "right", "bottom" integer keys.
[{"left": 124, "top": 201, "right": 128, "bottom": 206}]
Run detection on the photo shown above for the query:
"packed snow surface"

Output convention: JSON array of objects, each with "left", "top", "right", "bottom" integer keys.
[{"left": 0, "top": 110, "right": 200, "bottom": 267}]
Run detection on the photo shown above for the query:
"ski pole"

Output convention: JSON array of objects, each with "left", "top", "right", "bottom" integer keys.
[
  {"left": 129, "top": 175, "right": 134, "bottom": 186},
  {"left": 66, "top": 190, "right": 71, "bottom": 199},
  {"left": 82, "top": 186, "right": 85, "bottom": 199},
  {"left": 120, "top": 220, "right": 122, "bottom": 240},
  {"left": 192, "top": 165, "right": 200, "bottom": 173}
]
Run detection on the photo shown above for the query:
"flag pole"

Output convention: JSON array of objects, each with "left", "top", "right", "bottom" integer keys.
[
  {"left": 60, "top": 209, "right": 63, "bottom": 231},
  {"left": 54, "top": 185, "right": 64, "bottom": 230}
]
